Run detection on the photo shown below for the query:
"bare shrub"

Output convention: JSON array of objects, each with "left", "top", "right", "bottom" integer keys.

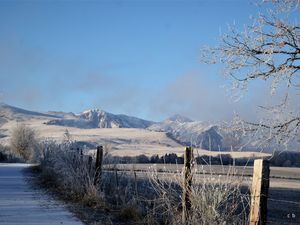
[{"left": 10, "top": 123, "right": 38, "bottom": 161}]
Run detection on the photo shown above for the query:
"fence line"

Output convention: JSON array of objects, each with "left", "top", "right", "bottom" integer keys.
[{"left": 83, "top": 146, "right": 299, "bottom": 225}]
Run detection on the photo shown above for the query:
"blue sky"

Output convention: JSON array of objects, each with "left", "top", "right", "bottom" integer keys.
[{"left": 0, "top": 0, "right": 267, "bottom": 121}]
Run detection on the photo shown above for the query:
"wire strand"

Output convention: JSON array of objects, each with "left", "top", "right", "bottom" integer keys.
[{"left": 269, "top": 198, "right": 300, "bottom": 206}]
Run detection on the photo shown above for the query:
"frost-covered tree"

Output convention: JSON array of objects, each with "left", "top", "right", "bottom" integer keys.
[
  {"left": 63, "top": 128, "right": 72, "bottom": 142},
  {"left": 202, "top": 0, "right": 300, "bottom": 148},
  {"left": 10, "top": 124, "right": 37, "bottom": 161}
]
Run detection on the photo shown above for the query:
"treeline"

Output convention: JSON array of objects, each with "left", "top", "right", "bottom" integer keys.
[
  {"left": 0, "top": 150, "right": 6, "bottom": 161},
  {"left": 105, "top": 151, "right": 300, "bottom": 167},
  {"left": 269, "top": 151, "right": 300, "bottom": 167},
  {"left": 2, "top": 141, "right": 300, "bottom": 167},
  {"left": 105, "top": 153, "right": 251, "bottom": 166},
  {"left": 0, "top": 144, "right": 20, "bottom": 162}
]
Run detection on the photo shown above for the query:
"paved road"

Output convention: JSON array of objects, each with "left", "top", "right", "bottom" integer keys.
[{"left": 0, "top": 163, "right": 84, "bottom": 225}]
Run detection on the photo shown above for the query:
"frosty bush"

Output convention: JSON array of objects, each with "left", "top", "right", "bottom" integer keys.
[
  {"left": 39, "top": 141, "right": 104, "bottom": 207},
  {"left": 10, "top": 124, "right": 38, "bottom": 161}
]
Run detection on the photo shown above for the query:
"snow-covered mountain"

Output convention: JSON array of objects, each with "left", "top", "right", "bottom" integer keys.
[
  {"left": 48, "top": 109, "right": 283, "bottom": 151},
  {"left": 148, "top": 115, "right": 281, "bottom": 151},
  {"left": 149, "top": 115, "right": 225, "bottom": 150},
  {"left": 0, "top": 103, "right": 260, "bottom": 151},
  {"left": 164, "top": 114, "right": 194, "bottom": 123},
  {"left": 0, "top": 103, "right": 154, "bottom": 129},
  {"left": 46, "top": 109, "right": 154, "bottom": 129},
  {"left": 0, "top": 103, "right": 241, "bottom": 150}
]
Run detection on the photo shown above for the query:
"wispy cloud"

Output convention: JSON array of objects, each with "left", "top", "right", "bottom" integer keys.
[
  {"left": 150, "top": 72, "right": 231, "bottom": 121},
  {"left": 150, "top": 71, "right": 290, "bottom": 122}
]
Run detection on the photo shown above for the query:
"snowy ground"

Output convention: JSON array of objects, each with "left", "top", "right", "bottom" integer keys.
[
  {"left": 0, "top": 163, "right": 84, "bottom": 225},
  {"left": 0, "top": 119, "right": 270, "bottom": 158}
]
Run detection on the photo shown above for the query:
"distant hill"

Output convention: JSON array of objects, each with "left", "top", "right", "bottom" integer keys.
[{"left": 0, "top": 103, "right": 59, "bottom": 121}]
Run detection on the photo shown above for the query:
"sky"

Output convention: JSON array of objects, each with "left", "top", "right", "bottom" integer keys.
[{"left": 0, "top": 0, "right": 277, "bottom": 122}]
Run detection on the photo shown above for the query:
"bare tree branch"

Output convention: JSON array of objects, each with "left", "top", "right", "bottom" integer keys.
[{"left": 201, "top": 0, "right": 300, "bottom": 147}]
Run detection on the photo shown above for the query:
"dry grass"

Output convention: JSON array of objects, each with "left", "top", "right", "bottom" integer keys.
[
  {"left": 147, "top": 164, "right": 250, "bottom": 225},
  {"left": 36, "top": 141, "right": 251, "bottom": 225},
  {"left": 39, "top": 141, "right": 104, "bottom": 208}
]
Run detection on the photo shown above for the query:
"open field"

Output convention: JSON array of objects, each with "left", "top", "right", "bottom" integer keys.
[
  {"left": 0, "top": 119, "right": 271, "bottom": 159},
  {"left": 104, "top": 164, "right": 300, "bottom": 188},
  {"left": 104, "top": 163, "right": 300, "bottom": 225},
  {"left": 106, "top": 164, "right": 300, "bottom": 179}
]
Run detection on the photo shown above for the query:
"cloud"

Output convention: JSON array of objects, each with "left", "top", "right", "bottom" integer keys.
[
  {"left": 151, "top": 72, "right": 230, "bottom": 121},
  {"left": 150, "top": 71, "right": 280, "bottom": 122}
]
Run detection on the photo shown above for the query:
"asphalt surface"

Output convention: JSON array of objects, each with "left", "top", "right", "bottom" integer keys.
[{"left": 0, "top": 163, "right": 84, "bottom": 225}]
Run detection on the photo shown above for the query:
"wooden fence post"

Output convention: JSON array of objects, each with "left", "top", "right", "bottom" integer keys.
[
  {"left": 88, "top": 156, "right": 93, "bottom": 174},
  {"left": 80, "top": 149, "right": 83, "bottom": 161},
  {"left": 182, "top": 146, "right": 193, "bottom": 224},
  {"left": 249, "top": 159, "right": 270, "bottom": 225},
  {"left": 94, "top": 146, "right": 103, "bottom": 186},
  {"left": 134, "top": 170, "right": 138, "bottom": 198},
  {"left": 115, "top": 167, "right": 120, "bottom": 207}
]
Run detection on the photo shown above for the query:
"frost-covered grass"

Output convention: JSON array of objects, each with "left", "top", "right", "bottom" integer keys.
[
  {"left": 36, "top": 141, "right": 250, "bottom": 225},
  {"left": 38, "top": 141, "right": 104, "bottom": 208},
  {"left": 146, "top": 164, "right": 250, "bottom": 225}
]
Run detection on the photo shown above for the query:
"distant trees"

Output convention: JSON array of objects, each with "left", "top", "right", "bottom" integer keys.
[
  {"left": 0, "top": 144, "right": 21, "bottom": 163},
  {"left": 201, "top": 0, "right": 300, "bottom": 148},
  {"left": 106, "top": 153, "right": 236, "bottom": 166},
  {"left": 0, "top": 145, "right": 8, "bottom": 162},
  {"left": 269, "top": 151, "right": 300, "bottom": 167},
  {"left": 10, "top": 124, "right": 38, "bottom": 161},
  {"left": 105, "top": 152, "right": 300, "bottom": 167}
]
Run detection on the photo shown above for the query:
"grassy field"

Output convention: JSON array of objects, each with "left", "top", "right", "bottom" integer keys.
[
  {"left": 1, "top": 119, "right": 271, "bottom": 159},
  {"left": 105, "top": 163, "right": 300, "bottom": 179},
  {"left": 103, "top": 163, "right": 300, "bottom": 225}
]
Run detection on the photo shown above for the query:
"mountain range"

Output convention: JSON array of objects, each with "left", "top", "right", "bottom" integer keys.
[
  {"left": 0, "top": 103, "right": 267, "bottom": 152},
  {"left": 46, "top": 109, "right": 154, "bottom": 129}
]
